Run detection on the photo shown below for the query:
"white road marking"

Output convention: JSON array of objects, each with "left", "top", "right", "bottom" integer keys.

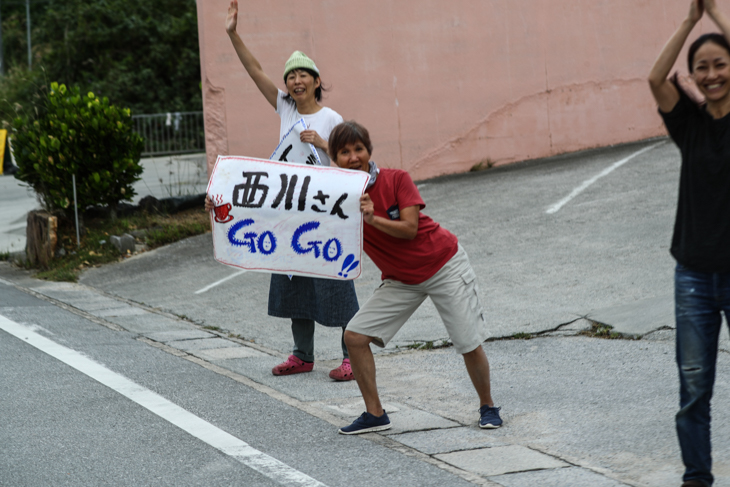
[
  {"left": 195, "top": 269, "right": 247, "bottom": 294},
  {"left": 0, "top": 315, "right": 328, "bottom": 487},
  {"left": 545, "top": 142, "right": 664, "bottom": 215}
]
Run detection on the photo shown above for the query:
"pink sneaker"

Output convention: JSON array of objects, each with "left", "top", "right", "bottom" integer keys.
[
  {"left": 272, "top": 355, "right": 314, "bottom": 376},
  {"left": 329, "top": 358, "right": 354, "bottom": 381}
]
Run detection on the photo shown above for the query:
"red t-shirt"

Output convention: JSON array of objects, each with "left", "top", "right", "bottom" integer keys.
[{"left": 363, "top": 168, "right": 458, "bottom": 284}]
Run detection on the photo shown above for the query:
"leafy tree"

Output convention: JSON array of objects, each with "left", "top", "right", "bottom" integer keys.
[
  {"left": 0, "top": 0, "right": 50, "bottom": 124},
  {"left": 0, "top": 0, "right": 201, "bottom": 123},
  {"left": 0, "top": 0, "right": 46, "bottom": 69},
  {"left": 12, "top": 82, "right": 144, "bottom": 219},
  {"left": 0, "top": 65, "right": 48, "bottom": 125}
]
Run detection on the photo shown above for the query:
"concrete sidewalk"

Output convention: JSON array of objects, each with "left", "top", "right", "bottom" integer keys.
[
  {"left": 0, "top": 176, "right": 37, "bottom": 254},
  {"left": 3, "top": 139, "right": 730, "bottom": 486}
]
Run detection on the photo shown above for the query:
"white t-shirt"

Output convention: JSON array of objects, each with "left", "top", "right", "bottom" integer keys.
[{"left": 275, "top": 90, "right": 343, "bottom": 166}]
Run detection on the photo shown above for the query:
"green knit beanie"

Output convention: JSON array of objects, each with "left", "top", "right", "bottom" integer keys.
[{"left": 283, "top": 51, "right": 320, "bottom": 80}]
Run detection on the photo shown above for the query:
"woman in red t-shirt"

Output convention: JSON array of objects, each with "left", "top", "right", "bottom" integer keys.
[{"left": 328, "top": 121, "right": 502, "bottom": 435}]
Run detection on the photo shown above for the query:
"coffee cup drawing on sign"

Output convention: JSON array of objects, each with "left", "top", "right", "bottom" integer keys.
[{"left": 214, "top": 203, "right": 234, "bottom": 224}]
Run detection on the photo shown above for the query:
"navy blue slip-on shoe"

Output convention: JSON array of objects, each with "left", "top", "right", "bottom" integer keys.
[
  {"left": 479, "top": 405, "right": 502, "bottom": 429},
  {"left": 338, "top": 411, "right": 392, "bottom": 435}
]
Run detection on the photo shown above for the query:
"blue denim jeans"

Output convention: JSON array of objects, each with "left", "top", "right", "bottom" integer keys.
[{"left": 675, "top": 264, "right": 730, "bottom": 486}]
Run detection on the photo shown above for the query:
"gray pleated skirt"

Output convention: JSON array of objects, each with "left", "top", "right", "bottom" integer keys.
[{"left": 268, "top": 274, "right": 359, "bottom": 327}]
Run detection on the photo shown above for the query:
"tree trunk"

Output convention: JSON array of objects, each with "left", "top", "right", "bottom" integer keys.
[{"left": 26, "top": 210, "right": 58, "bottom": 269}]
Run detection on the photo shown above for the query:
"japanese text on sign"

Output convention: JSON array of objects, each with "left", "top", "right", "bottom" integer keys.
[{"left": 207, "top": 156, "right": 370, "bottom": 280}]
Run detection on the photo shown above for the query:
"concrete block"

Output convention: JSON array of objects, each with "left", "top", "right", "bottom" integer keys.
[
  {"left": 389, "top": 427, "right": 508, "bottom": 455},
  {"left": 382, "top": 408, "right": 461, "bottom": 435},
  {"left": 144, "top": 330, "right": 216, "bottom": 342},
  {"left": 435, "top": 445, "right": 568, "bottom": 477},
  {"left": 194, "top": 346, "right": 268, "bottom": 361},
  {"left": 167, "top": 337, "right": 236, "bottom": 352},
  {"left": 30, "top": 281, "right": 80, "bottom": 292},
  {"left": 110, "top": 233, "right": 135, "bottom": 255},
  {"left": 92, "top": 306, "right": 148, "bottom": 317},
  {"left": 66, "top": 297, "right": 133, "bottom": 312},
  {"left": 106, "top": 314, "right": 195, "bottom": 333},
  {"left": 489, "top": 466, "right": 626, "bottom": 487},
  {"left": 29, "top": 287, "right": 145, "bottom": 317}
]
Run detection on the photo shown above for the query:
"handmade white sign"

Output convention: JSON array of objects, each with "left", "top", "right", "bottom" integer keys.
[
  {"left": 270, "top": 118, "right": 321, "bottom": 165},
  {"left": 207, "top": 156, "right": 370, "bottom": 280}
]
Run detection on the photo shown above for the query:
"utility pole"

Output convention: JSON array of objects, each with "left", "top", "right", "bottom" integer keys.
[
  {"left": 0, "top": 0, "right": 4, "bottom": 76},
  {"left": 25, "top": 0, "right": 31, "bottom": 68}
]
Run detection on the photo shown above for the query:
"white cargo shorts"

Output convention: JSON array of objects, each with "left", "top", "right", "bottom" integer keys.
[{"left": 346, "top": 245, "right": 489, "bottom": 354}]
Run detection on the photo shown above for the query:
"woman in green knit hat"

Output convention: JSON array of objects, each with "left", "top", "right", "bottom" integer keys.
[
  {"left": 212, "top": 0, "right": 359, "bottom": 380},
  {"left": 225, "top": 2, "right": 341, "bottom": 166}
]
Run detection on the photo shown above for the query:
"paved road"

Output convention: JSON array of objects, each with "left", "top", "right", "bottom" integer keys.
[{"left": 0, "top": 280, "right": 476, "bottom": 487}]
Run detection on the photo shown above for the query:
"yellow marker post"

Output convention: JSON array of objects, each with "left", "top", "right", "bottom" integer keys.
[{"left": 0, "top": 129, "right": 6, "bottom": 175}]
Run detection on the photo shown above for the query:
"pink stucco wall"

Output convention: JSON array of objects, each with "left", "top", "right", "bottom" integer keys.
[{"left": 196, "top": 1, "right": 712, "bottom": 180}]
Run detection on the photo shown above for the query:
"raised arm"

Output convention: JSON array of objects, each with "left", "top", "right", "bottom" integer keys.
[
  {"left": 649, "top": 0, "right": 703, "bottom": 112},
  {"left": 706, "top": 0, "right": 730, "bottom": 41},
  {"left": 226, "top": 0, "right": 279, "bottom": 108}
]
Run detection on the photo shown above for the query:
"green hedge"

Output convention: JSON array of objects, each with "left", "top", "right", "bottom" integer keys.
[{"left": 12, "top": 82, "right": 144, "bottom": 218}]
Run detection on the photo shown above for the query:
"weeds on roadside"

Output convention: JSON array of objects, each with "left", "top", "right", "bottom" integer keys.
[
  {"left": 579, "top": 321, "right": 624, "bottom": 340},
  {"left": 147, "top": 221, "right": 208, "bottom": 247},
  {"left": 32, "top": 207, "right": 210, "bottom": 282},
  {"left": 399, "top": 339, "right": 451, "bottom": 350},
  {"left": 470, "top": 158, "right": 495, "bottom": 172},
  {"left": 228, "top": 333, "right": 254, "bottom": 343}
]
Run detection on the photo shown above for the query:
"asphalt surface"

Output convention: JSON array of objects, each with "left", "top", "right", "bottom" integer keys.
[
  {"left": 3, "top": 138, "right": 730, "bottom": 486},
  {"left": 1, "top": 282, "right": 473, "bottom": 487}
]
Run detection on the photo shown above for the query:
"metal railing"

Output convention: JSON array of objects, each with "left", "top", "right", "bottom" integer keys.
[{"left": 132, "top": 111, "right": 205, "bottom": 157}]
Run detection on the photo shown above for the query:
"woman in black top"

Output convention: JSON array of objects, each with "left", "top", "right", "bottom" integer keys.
[{"left": 649, "top": 1, "right": 730, "bottom": 486}]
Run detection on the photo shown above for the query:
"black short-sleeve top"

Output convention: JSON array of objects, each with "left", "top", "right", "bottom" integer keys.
[{"left": 660, "top": 83, "right": 730, "bottom": 272}]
